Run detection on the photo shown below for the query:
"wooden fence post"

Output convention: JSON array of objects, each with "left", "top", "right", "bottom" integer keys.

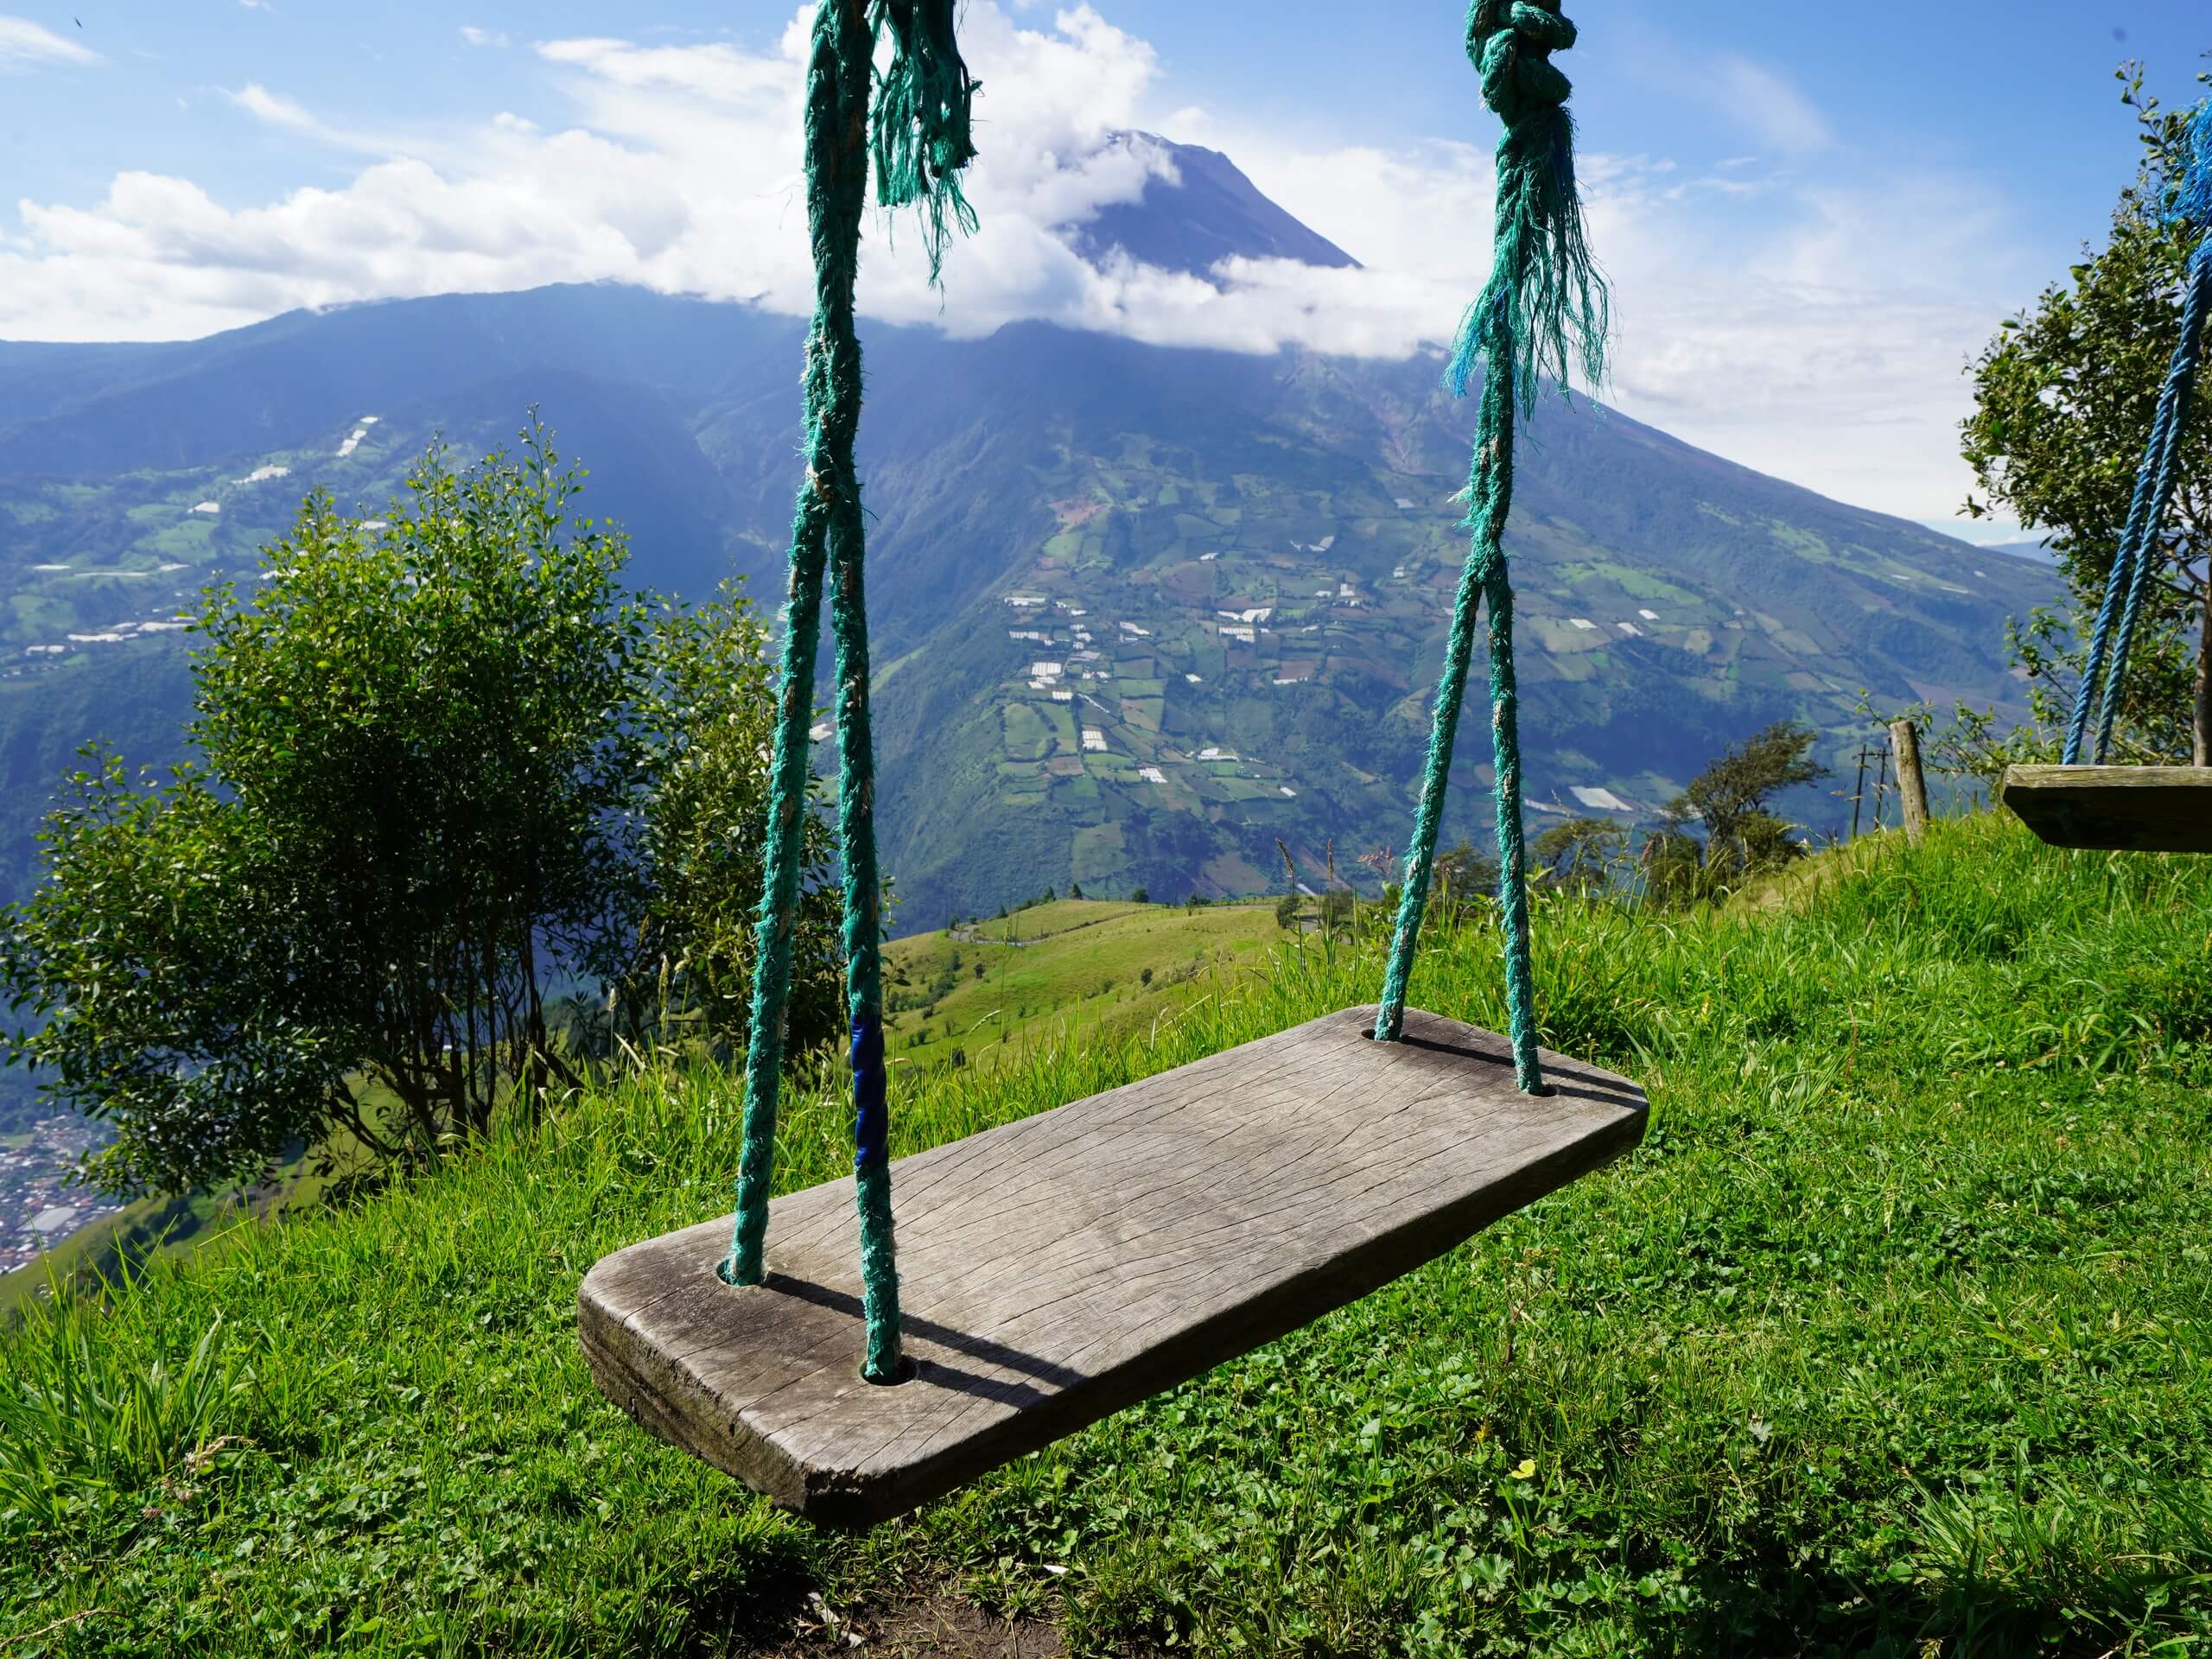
[{"left": 1889, "top": 719, "right": 1929, "bottom": 845}]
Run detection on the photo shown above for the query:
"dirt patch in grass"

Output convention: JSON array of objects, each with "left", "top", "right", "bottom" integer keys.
[{"left": 762, "top": 1588, "right": 1067, "bottom": 1657}]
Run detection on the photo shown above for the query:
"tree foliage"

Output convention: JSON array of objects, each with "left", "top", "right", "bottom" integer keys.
[
  {"left": 604, "top": 585, "right": 840, "bottom": 1061},
  {"left": 1431, "top": 836, "right": 1500, "bottom": 907},
  {"left": 1961, "top": 66, "right": 2211, "bottom": 762},
  {"left": 1533, "top": 817, "right": 1627, "bottom": 893},
  {"left": 1645, "top": 721, "right": 1826, "bottom": 905},
  {"left": 0, "top": 429, "right": 842, "bottom": 1197}
]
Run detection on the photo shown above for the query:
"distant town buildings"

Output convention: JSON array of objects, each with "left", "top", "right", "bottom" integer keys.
[
  {"left": 975, "top": 491, "right": 1707, "bottom": 878},
  {"left": 1, "top": 1116, "right": 124, "bottom": 1274}
]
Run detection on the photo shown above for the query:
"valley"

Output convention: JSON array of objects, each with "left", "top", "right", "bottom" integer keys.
[{"left": 0, "top": 283, "right": 2059, "bottom": 925}]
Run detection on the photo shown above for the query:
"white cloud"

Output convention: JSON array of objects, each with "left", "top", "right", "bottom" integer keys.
[
  {"left": 225, "top": 82, "right": 318, "bottom": 134},
  {"left": 460, "top": 25, "right": 509, "bottom": 48},
  {"left": 0, "top": 3, "right": 2035, "bottom": 523},
  {"left": 1180, "top": 126, "right": 2025, "bottom": 520},
  {"left": 223, "top": 81, "right": 388, "bottom": 155},
  {"left": 536, "top": 35, "right": 791, "bottom": 102},
  {"left": 0, "top": 15, "right": 99, "bottom": 67},
  {"left": 1613, "top": 25, "right": 1834, "bottom": 161},
  {"left": 1713, "top": 56, "right": 1834, "bottom": 154}
]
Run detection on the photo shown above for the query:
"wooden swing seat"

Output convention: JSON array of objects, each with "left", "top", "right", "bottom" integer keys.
[
  {"left": 2001, "top": 764, "right": 2212, "bottom": 854},
  {"left": 577, "top": 1004, "right": 1645, "bottom": 1529}
]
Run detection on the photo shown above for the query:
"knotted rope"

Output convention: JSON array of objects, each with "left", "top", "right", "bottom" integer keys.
[
  {"left": 722, "top": 0, "right": 979, "bottom": 1384},
  {"left": 2064, "top": 99, "right": 2212, "bottom": 766},
  {"left": 1375, "top": 0, "right": 1608, "bottom": 1090}
]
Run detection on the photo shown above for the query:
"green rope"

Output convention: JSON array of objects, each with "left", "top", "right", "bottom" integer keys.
[
  {"left": 722, "top": 0, "right": 978, "bottom": 1385},
  {"left": 1375, "top": 0, "right": 1608, "bottom": 1090},
  {"left": 869, "top": 0, "right": 979, "bottom": 284}
]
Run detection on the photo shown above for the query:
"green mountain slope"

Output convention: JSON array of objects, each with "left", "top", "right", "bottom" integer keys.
[
  {"left": 0, "top": 285, "right": 2059, "bottom": 922},
  {"left": 740, "top": 323, "right": 2056, "bottom": 918}
]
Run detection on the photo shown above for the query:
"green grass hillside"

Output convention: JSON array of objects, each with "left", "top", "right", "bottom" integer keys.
[
  {"left": 4, "top": 814, "right": 2210, "bottom": 1656},
  {"left": 0, "top": 899, "right": 1262, "bottom": 1313},
  {"left": 0, "top": 1150, "right": 326, "bottom": 1320},
  {"left": 881, "top": 896, "right": 1287, "bottom": 1070}
]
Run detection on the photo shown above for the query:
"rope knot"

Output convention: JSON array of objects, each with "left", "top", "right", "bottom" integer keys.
[
  {"left": 1471, "top": 1, "right": 1578, "bottom": 124},
  {"left": 1444, "top": 0, "right": 1607, "bottom": 406}
]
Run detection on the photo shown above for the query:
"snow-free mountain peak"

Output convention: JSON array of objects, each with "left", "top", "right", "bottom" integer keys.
[{"left": 1059, "top": 133, "right": 1359, "bottom": 280}]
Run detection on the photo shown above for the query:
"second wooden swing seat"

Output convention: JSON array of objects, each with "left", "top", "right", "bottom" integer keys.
[
  {"left": 581, "top": 1006, "right": 1644, "bottom": 1528},
  {"left": 1999, "top": 100, "right": 2212, "bottom": 857},
  {"left": 2001, "top": 765, "right": 2212, "bottom": 854}
]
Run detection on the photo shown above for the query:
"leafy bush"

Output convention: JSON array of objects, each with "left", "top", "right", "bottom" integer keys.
[
  {"left": 1532, "top": 815, "right": 1627, "bottom": 892},
  {"left": 1645, "top": 721, "right": 1825, "bottom": 904},
  {"left": 0, "top": 426, "right": 841, "bottom": 1198}
]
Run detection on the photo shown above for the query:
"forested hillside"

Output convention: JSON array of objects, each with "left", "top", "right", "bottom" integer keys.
[{"left": 0, "top": 287, "right": 2056, "bottom": 922}]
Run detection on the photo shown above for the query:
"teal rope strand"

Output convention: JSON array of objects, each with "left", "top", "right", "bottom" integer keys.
[
  {"left": 722, "top": 0, "right": 870, "bottom": 1296},
  {"left": 1376, "top": 317, "right": 1544, "bottom": 1089},
  {"left": 721, "top": 522, "right": 827, "bottom": 1285},
  {"left": 1376, "top": 0, "right": 1606, "bottom": 1090},
  {"left": 1479, "top": 423, "right": 1544, "bottom": 1084},
  {"left": 723, "top": 0, "right": 977, "bottom": 1385},
  {"left": 869, "top": 0, "right": 979, "bottom": 284},
  {"left": 826, "top": 442, "right": 902, "bottom": 1382}
]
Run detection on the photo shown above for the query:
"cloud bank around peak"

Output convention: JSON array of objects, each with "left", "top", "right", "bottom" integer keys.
[{"left": 0, "top": 3, "right": 2029, "bottom": 523}]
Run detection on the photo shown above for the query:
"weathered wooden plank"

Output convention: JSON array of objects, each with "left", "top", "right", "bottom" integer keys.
[
  {"left": 577, "top": 1004, "right": 1647, "bottom": 1529},
  {"left": 2001, "top": 765, "right": 2212, "bottom": 854}
]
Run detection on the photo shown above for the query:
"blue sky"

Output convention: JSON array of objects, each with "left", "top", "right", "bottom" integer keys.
[{"left": 1, "top": 3, "right": 2207, "bottom": 531}]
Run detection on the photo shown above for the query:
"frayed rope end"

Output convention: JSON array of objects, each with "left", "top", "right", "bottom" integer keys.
[
  {"left": 1443, "top": 3, "right": 1611, "bottom": 413},
  {"left": 869, "top": 0, "right": 982, "bottom": 289}
]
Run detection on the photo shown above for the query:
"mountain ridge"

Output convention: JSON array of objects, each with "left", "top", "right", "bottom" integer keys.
[
  {"left": 0, "top": 283, "right": 2055, "bottom": 923},
  {"left": 0, "top": 130, "right": 2056, "bottom": 924},
  {"left": 1065, "top": 133, "right": 1362, "bottom": 278}
]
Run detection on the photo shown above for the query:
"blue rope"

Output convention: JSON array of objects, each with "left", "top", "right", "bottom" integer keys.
[
  {"left": 2064, "top": 375, "right": 2183, "bottom": 763},
  {"left": 2066, "top": 101, "right": 2212, "bottom": 766},
  {"left": 2089, "top": 249, "right": 2211, "bottom": 762}
]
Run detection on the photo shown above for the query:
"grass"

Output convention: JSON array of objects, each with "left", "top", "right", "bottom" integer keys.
[
  {"left": 3, "top": 813, "right": 2210, "bottom": 1654},
  {"left": 0, "top": 1196, "right": 175, "bottom": 1320},
  {"left": 0, "top": 1147, "right": 328, "bottom": 1319},
  {"left": 880, "top": 897, "right": 1284, "bottom": 1069}
]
